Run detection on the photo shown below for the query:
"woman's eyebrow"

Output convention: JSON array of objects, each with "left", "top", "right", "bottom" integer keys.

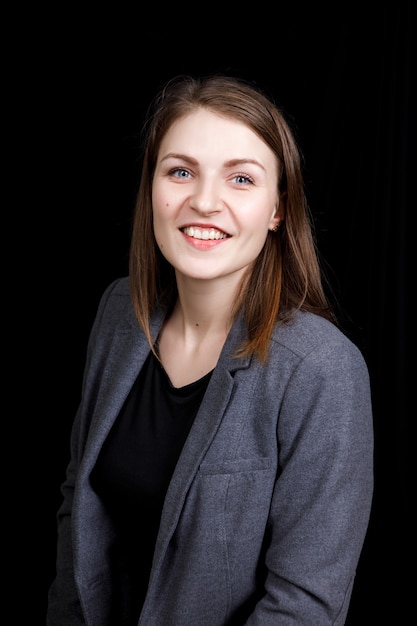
[
  {"left": 159, "top": 153, "right": 198, "bottom": 165},
  {"left": 224, "top": 158, "right": 266, "bottom": 171}
]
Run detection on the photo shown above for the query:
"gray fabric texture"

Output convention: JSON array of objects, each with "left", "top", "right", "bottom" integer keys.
[{"left": 47, "top": 276, "right": 374, "bottom": 625}]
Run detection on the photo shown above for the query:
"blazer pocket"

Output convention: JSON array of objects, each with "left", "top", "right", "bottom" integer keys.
[{"left": 198, "top": 456, "right": 273, "bottom": 475}]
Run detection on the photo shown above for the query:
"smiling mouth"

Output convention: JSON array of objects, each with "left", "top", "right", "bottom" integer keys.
[{"left": 181, "top": 226, "right": 229, "bottom": 240}]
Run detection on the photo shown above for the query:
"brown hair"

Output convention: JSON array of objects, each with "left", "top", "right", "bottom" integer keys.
[{"left": 129, "top": 74, "right": 336, "bottom": 362}]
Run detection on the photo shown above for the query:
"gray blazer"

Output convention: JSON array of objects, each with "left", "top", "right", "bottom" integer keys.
[{"left": 47, "top": 277, "right": 374, "bottom": 625}]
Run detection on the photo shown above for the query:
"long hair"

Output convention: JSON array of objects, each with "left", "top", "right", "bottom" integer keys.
[{"left": 129, "top": 74, "right": 336, "bottom": 362}]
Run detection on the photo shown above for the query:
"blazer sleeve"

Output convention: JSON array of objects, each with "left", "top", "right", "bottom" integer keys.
[
  {"left": 46, "top": 448, "right": 86, "bottom": 625},
  {"left": 46, "top": 281, "right": 118, "bottom": 626},
  {"left": 246, "top": 335, "right": 374, "bottom": 625}
]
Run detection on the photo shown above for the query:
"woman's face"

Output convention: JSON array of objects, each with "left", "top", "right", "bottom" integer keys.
[{"left": 152, "top": 108, "right": 283, "bottom": 285}]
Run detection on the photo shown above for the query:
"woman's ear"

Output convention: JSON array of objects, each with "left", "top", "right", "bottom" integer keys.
[{"left": 269, "top": 199, "right": 285, "bottom": 232}]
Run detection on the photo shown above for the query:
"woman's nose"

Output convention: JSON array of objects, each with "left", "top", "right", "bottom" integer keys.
[{"left": 189, "top": 180, "right": 223, "bottom": 215}]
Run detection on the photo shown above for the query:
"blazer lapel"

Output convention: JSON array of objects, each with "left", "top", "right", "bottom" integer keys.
[
  {"left": 151, "top": 314, "right": 251, "bottom": 571},
  {"left": 84, "top": 308, "right": 166, "bottom": 470}
]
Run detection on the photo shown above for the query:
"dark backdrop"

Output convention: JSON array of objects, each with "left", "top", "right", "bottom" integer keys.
[{"left": 26, "top": 4, "right": 411, "bottom": 623}]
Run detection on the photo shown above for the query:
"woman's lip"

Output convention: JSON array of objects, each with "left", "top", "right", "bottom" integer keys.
[{"left": 180, "top": 223, "right": 226, "bottom": 229}]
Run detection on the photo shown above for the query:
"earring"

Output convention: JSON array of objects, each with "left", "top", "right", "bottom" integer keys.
[{"left": 270, "top": 224, "right": 279, "bottom": 232}]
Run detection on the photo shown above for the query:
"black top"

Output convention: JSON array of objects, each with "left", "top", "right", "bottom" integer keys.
[{"left": 91, "top": 351, "right": 212, "bottom": 624}]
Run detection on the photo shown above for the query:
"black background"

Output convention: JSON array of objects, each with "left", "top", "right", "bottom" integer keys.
[{"left": 19, "top": 3, "right": 411, "bottom": 623}]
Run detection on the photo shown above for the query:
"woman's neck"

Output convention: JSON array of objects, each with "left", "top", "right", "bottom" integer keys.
[
  {"left": 157, "top": 276, "right": 238, "bottom": 387},
  {"left": 173, "top": 272, "right": 241, "bottom": 337}
]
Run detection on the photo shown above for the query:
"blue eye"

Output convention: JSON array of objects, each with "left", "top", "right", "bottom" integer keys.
[
  {"left": 233, "top": 174, "right": 254, "bottom": 185},
  {"left": 171, "top": 168, "right": 191, "bottom": 179}
]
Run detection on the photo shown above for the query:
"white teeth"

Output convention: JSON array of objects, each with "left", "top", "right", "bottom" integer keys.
[{"left": 183, "top": 226, "right": 228, "bottom": 240}]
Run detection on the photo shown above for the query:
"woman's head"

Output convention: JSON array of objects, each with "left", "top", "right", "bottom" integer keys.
[
  {"left": 152, "top": 106, "right": 283, "bottom": 290},
  {"left": 130, "top": 74, "right": 334, "bottom": 361}
]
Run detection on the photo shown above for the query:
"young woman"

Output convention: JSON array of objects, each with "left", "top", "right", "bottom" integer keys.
[{"left": 47, "top": 74, "right": 374, "bottom": 625}]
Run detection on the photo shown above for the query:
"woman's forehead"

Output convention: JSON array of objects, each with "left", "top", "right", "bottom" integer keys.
[{"left": 158, "top": 109, "right": 276, "bottom": 167}]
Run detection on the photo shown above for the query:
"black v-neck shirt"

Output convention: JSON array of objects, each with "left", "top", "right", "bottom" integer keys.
[{"left": 90, "top": 351, "right": 212, "bottom": 624}]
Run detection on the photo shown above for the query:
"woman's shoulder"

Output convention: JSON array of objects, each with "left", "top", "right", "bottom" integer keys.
[
  {"left": 271, "top": 310, "right": 366, "bottom": 365},
  {"left": 88, "top": 276, "right": 136, "bottom": 335},
  {"left": 101, "top": 275, "right": 130, "bottom": 298},
  {"left": 94, "top": 276, "right": 165, "bottom": 334}
]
